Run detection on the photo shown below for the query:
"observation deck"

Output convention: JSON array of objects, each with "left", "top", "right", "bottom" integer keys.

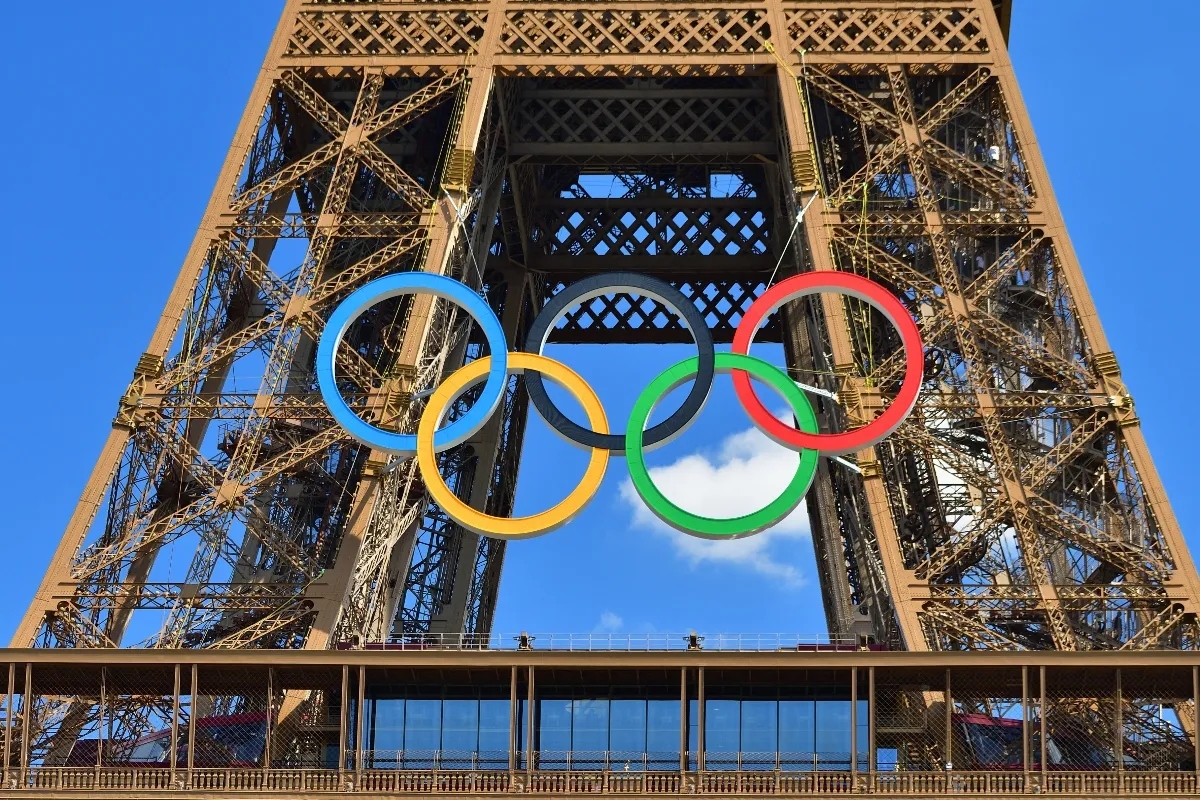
[{"left": 0, "top": 637, "right": 1195, "bottom": 799}]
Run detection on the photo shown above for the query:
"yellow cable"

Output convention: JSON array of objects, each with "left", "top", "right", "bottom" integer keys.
[{"left": 762, "top": 41, "right": 826, "bottom": 198}]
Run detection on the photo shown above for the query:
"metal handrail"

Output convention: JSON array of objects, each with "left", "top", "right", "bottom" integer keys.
[
  {"left": 13, "top": 767, "right": 1200, "bottom": 795},
  {"left": 342, "top": 632, "right": 867, "bottom": 652}
]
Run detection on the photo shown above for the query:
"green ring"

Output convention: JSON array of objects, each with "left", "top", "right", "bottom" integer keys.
[{"left": 624, "top": 352, "right": 820, "bottom": 540}]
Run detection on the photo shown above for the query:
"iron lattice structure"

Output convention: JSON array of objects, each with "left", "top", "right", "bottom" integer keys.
[{"left": 17, "top": 0, "right": 1200, "bottom": 664}]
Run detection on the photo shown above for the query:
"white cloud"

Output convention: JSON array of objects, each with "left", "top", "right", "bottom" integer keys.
[
  {"left": 617, "top": 420, "right": 811, "bottom": 587},
  {"left": 594, "top": 611, "right": 624, "bottom": 633}
]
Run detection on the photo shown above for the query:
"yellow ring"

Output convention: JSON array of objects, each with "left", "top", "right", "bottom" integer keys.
[{"left": 416, "top": 352, "right": 610, "bottom": 540}]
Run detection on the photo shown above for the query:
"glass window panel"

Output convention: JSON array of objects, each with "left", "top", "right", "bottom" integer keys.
[
  {"left": 687, "top": 700, "right": 699, "bottom": 770},
  {"left": 610, "top": 700, "right": 647, "bottom": 762},
  {"left": 705, "top": 700, "right": 740, "bottom": 771},
  {"left": 648, "top": 700, "right": 681, "bottom": 771},
  {"left": 779, "top": 700, "right": 815, "bottom": 770},
  {"left": 856, "top": 699, "right": 870, "bottom": 771},
  {"left": 742, "top": 701, "right": 778, "bottom": 768},
  {"left": 404, "top": 699, "right": 441, "bottom": 766},
  {"left": 572, "top": 699, "right": 608, "bottom": 768},
  {"left": 516, "top": 700, "right": 528, "bottom": 769},
  {"left": 367, "top": 699, "right": 404, "bottom": 767},
  {"left": 479, "top": 700, "right": 510, "bottom": 768},
  {"left": 815, "top": 700, "right": 851, "bottom": 770},
  {"left": 539, "top": 699, "right": 572, "bottom": 767},
  {"left": 442, "top": 700, "right": 478, "bottom": 767}
]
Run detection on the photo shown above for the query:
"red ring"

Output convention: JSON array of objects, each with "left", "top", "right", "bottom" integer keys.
[{"left": 731, "top": 271, "right": 923, "bottom": 457}]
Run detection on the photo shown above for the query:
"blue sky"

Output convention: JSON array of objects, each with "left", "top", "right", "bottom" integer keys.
[{"left": 0, "top": 1, "right": 1196, "bottom": 643}]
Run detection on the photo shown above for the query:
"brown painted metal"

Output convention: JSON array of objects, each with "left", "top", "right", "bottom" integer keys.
[
  {"left": 0, "top": 648, "right": 1194, "bottom": 797},
  {"left": 9, "top": 0, "right": 1199, "bottom": 784}
]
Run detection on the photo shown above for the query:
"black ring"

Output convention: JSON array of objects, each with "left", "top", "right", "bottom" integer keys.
[{"left": 522, "top": 273, "right": 716, "bottom": 453}]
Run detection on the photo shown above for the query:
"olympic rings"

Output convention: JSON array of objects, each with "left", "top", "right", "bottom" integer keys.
[
  {"left": 317, "top": 273, "right": 510, "bottom": 456},
  {"left": 625, "top": 353, "right": 820, "bottom": 539},
  {"left": 318, "top": 270, "right": 923, "bottom": 542},
  {"left": 417, "top": 353, "right": 610, "bottom": 539},
  {"left": 523, "top": 273, "right": 715, "bottom": 454},
  {"left": 731, "top": 271, "right": 924, "bottom": 457}
]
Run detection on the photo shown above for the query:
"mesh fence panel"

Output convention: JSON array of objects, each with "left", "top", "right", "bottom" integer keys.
[
  {"left": 0, "top": 664, "right": 18, "bottom": 787},
  {"left": 947, "top": 666, "right": 1025, "bottom": 771},
  {"left": 1043, "top": 666, "right": 1119, "bottom": 770},
  {"left": 189, "top": 666, "right": 267, "bottom": 770},
  {"left": 270, "top": 667, "right": 341, "bottom": 769},
  {"left": 29, "top": 665, "right": 102, "bottom": 771},
  {"left": 874, "top": 671, "right": 944, "bottom": 773},
  {"left": 1120, "top": 666, "right": 1193, "bottom": 772},
  {"left": 104, "top": 665, "right": 177, "bottom": 769}
]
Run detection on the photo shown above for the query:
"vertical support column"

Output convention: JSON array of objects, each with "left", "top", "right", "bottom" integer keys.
[
  {"left": 764, "top": 3, "right": 923, "bottom": 649},
  {"left": 9, "top": 0, "right": 310, "bottom": 649},
  {"left": 509, "top": 667, "right": 518, "bottom": 775},
  {"left": 978, "top": 0, "right": 1200, "bottom": 615},
  {"left": 429, "top": 264, "right": 529, "bottom": 635},
  {"left": 679, "top": 668, "right": 688, "bottom": 775},
  {"left": 697, "top": 668, "right": 706, "bottom": 773},
  {"left": 338, "top": 665, "right": 349, "bottom": 777},
  {"left": 367, "top": 12, "right": 512, "bottom": 640},
  {"left": 170, "top": 665, "right": 180, "bottom": 783},
  {"left": 1021, "top": 667, "right": 1029, "bottom": 780},
  {"left": 3, "top": 663, "right": 13, "bottom": 787},
  {"left": 1039, "top": 667, "right": 1047, "bottom": 783},
  {"left": 187, "top": 665, "right": 197, "bottom": 783},
  {"left": 19, "top": 663, "right": 30, "bottom": 786},
  {"left": 355, "top": 665, "right": 366, "bottom": 778},
  {"left": 525, "top": 666, "right": 535, "bottom": 777},
  {"left": 1193, "top": 666, "right": 1199, "bottom": 783},
  {"left": 868, "top": 667, "right": 876, "bottom": 785}
]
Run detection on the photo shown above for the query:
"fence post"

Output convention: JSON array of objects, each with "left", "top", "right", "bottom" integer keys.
[
  {"left": 187, "top": 664, "right": 197, "bottom": 787},
  {"left": 526, "top": 665, "right": 535, "bottom": 779},
  {"left": 850, "top": 668, "right": 858, "bottom": 778},
  {"left": 356, "top": 665, "right": 365, "bottom": 780},
  {"left": 170, "top": 664, "right": 180, "bottom": 786},
  {"left": 20, "top": 662, "right": 31, "bottom": 787},
  {"left": 868, "top": 666, "right": 876, "bottom": 791},
  {"left": 509, "top": 666, "right": 517, "bottom": 776},
  {"left": 4, "top": 662, "right": 13, "bottom": 787},
  {"left": 339, "top": 665, "right": 349, "bottom": 778},
  {"left": 679, "top": 667, "right": 687, "bottom": 775},
  {"left": 697, "top": 668, "right": 706, "bottom": 773},
  {"left": 1021, "top": 666, "right": 1029, "bottom": 787},
  {"left": 1193, "top": 666, "right": 1199, "bottom": 789},
  {"left": 1039, "top": 666, "right": 1047, "bottom": 787}
]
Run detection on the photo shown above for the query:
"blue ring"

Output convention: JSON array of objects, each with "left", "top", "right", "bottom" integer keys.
[{"left": 316, "top": 273, "right": 508, "bottom": 456}]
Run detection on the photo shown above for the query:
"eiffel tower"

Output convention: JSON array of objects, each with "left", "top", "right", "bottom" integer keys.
[{"left": 17, "top": 0, "right": 1200, "bottom": 661}]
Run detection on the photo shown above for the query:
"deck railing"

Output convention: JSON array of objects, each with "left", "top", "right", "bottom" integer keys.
[
  {"left": 10, "top": 768, "right": 1200, "bottom": 795},
  {"left": 343, "top": 632, "right": 865, "bottom": 651}
]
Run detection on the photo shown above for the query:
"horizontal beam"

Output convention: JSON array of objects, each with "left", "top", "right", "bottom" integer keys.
[
  {"left": 530, "top": 254, "right": 771, "bottom": 273},
  {"left": 508, "top": 142, "right": 775, "bottom": 157},
  {"left": 539, "top": 198, "right": 767, "bottom": 210},
  {"left": 2, "top": 647, "right": 1198, "bottom": 670},
  {"left": 522, "top": 88, "right": 767, "bottom": 100}
]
